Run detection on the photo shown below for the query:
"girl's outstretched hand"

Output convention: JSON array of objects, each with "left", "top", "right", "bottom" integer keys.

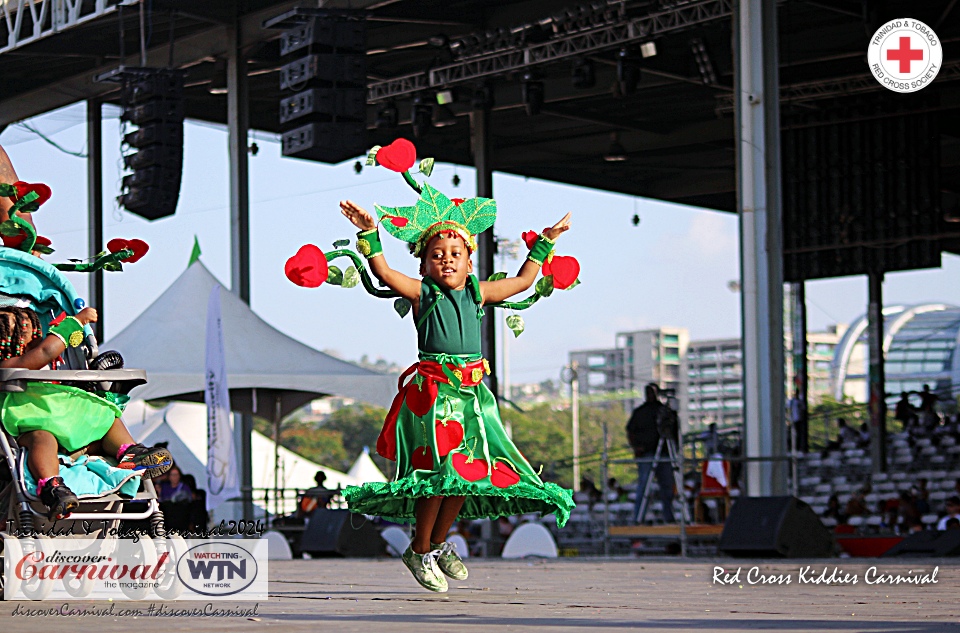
[
  {"left": 340, "top": 200, "right": 377, "bottom": 231},
  {"left": 543, "top": 212, "right": 572, "bottom": 241}
]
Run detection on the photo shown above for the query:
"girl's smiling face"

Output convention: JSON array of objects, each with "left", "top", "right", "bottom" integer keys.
[{"left": 419, "top": 232, "right": 473, "bottom": 290}]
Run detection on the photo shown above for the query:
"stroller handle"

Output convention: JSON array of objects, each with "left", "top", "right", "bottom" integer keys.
[{"left": 0, "top": 368, "right": 146, "bottom": 393}]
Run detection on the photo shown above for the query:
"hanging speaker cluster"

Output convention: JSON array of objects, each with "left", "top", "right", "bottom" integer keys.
[
  {"left": 276, "top": 11, "right": 367, "bottom": 164},
  {"left": 118, "top": 69, "right": 186, "bottom": 221}
]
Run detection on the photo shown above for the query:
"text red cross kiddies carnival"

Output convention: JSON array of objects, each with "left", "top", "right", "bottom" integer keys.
[{"left": 887, "top": 36, "right": 923, "bottom": 73}]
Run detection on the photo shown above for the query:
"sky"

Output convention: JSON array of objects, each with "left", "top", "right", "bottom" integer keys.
[{"left": 3, "top": 102, "right": 960, "bottom": 387}]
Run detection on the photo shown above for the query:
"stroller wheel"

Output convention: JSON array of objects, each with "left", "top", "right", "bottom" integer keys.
[{"left": 90, "top": 350, "right": 124, "bottom": 370}]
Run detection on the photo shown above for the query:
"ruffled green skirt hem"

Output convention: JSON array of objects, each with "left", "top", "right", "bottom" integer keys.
[{"left": 344, "top": 476, "right": 574, "bottom": 529}]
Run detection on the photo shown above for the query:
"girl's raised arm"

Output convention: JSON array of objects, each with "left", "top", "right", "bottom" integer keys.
[
  {"left": 340, "top": 200, "right": 421, "bottom": 303},
  {"left": 479, "top": 212, "right": 571, "bottom": 304}
]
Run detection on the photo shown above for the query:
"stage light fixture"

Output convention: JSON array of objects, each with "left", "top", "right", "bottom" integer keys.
[
  {"left": 411, "top": 95, "right": 433, "bottom": 138},
  {"left": 632, "top": 213, "right": 641, "bottom": 226},
  {"left": 436, "top": 89, "right": 455, "bottom": 105},
  {"left": 452, "top": 173, "right": 461, "bottom": 187},
  {"left": 376, "top": 101, "right": 399, "bottom": 129},
  {"left": 571, "top": 57, "right": 595, "bottom": 89},
  {"left": 640, "top": 42, "right": 657, "bottom": 58},
  {"left": 521, "top": 71, "right": 544, "bottom": 116},
  {"left": 616, "top": 48, "right": 640, "bottom": 96},
  {"left": 354, "top": 160, "right": 363, "bottom": 174},
  {"left": 208, "top": 59, "right": 228, "bottom": 95},
  {"left": 434, "top": 104, "right": 458, "bottom": 127},
  {"left": 603, "top": 133, "right": 628, "bottom": 162},
  {"left": 472, "top": 83, "right": 494, "bottom": 110}
]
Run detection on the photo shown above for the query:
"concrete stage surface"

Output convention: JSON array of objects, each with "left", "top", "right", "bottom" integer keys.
[{"left": 2, "top": 558, "right": 958, "bottom": 631}]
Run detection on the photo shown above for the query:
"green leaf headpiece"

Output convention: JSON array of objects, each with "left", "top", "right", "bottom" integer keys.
[{"left": 367, "top": 139, "right": 497, "bottom": 257}]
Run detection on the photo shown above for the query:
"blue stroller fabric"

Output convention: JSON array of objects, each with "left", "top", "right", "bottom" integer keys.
[{"left": 19, "top": 448, "right": 141, "bottom": 499}]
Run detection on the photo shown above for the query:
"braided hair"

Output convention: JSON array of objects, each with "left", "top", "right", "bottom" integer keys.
[{"left": 0, "top": 306, "right": 41, "bottom": 361}]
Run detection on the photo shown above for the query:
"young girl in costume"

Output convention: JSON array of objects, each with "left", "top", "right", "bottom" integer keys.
[
  {"left": 286, "top": 139, "right": 578, "bottom": 592},
  {"left": 0, "top": 180, "right": 171, "bottom": 520},
  {"left": 0, "top": 305, "right": 173, "bottom": 519}
]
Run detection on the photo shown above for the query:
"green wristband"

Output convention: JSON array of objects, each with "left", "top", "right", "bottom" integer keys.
[
  {"left": 49, "top": 316, "right": 85, "bottom": 348},
  {"left": 356, "top": 228, "right": 383, "bottom": 260},
  {"left": 526, "top": 234, "right": 555, "bottom": 266}
]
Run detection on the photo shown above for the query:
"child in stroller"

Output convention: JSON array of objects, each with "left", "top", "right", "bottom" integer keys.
[{"left": 0, "top": 303, "right": 172, "bottom": 520}]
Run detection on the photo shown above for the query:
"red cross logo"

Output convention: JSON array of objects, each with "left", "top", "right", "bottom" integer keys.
[{"left": 886, "top": 36, "right": 923, "bottom": 73}]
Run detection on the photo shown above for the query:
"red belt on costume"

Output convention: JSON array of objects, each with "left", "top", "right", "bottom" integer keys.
[{"left": 376, "top": 354, "right": 489, "bottom": 461}]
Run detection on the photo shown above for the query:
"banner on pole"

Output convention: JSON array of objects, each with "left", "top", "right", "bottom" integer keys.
[{"left": 205, "top": 284, "right": 239, "bottom": 511}]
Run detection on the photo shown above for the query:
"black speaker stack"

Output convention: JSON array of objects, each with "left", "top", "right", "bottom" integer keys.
[
  {"left": 277, "top": 11, "right": 367, "bottom": 164},
  {"left": 118, "top": 69, "right": 186, "bottom": 220},
  {"left": 719, "top": 496, "right": 835, "bottom": 558},
  {"left": 299, "top": 509, "right": 383, "bottom": 558}
]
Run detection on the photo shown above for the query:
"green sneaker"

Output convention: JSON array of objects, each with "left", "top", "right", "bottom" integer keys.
[
  {"left": 401, "top": 547, "right": 448, "bottom": 592},
  {"left": 431, "top": 541, "right": 468, "bottom": 581}
]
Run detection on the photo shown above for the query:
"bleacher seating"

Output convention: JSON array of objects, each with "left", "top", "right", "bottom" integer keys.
[{"left": 795, "top": 422, "right": 960, "bottom": 536}]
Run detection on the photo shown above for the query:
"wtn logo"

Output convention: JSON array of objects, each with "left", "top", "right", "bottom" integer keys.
[{"left": 186, "top": 559, "right": 247, "bottom": 581}]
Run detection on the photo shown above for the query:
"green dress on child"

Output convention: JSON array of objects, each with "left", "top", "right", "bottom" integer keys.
[{"left": 344, "top": 275, "right": 575, "bottom": 527}]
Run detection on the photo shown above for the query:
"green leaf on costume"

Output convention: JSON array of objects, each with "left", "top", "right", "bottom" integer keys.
[
  {"left": 535, "top": 275, "right": 555, "bottom": 297},
  {"left": 566, "top": 278, "right": 581, "bottom": 290},
  {"left": 394, "top": 298, "right": 412, "bottom": 318},
  {"left": 418, "top": 157, "right": 435, "bottom": 177},
  {"left": 0, "top": 221, "right": 21, "bottom": 237},
  {"left": 327, "top": 265, "right": 343, "bottom": 285},
  {"left": 365, "top": 145, "right": 381, "bottom": 166},
  {"left": 487, "top": 272, "right": 507, "bottom": 282},
  {"left": 33, "top": 245, "right": 54, "bottom": 255},
  {"left": 103, "top": 261, "right": 123, "bottom": 272},
  {"left": 447, "top": 195, "right": 497, "bottom": 236},
  {"left": 0, "top": 184, "right": 15, "bottom": 197},
  {"left": 506, "top": 314, "right": 525, "bottom": 338},
  {"left": 333, "top": 239, "right": 350, "bottom": 248},
  {"left": 342, "top": 265, "right": 360, "bottom": 289}
]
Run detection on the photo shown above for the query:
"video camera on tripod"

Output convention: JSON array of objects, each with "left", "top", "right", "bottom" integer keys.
[{"left": 655, "top": 387, "right": 680, "bottom": 440}]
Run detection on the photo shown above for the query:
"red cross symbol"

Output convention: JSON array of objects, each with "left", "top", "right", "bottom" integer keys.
[{"left": 886, "top": 36, "right": 923, "bottom": 73}]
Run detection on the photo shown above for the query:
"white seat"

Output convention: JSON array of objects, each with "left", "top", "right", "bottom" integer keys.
[
  {"left": 822, "top": 517, "right": 838, "bottom": 527},
  {"left": 847, "top": 516, "right": 865, "bottom": 526},
  {"left": 263, "top": 530, "right": 293, "bottom": 560},
  {"left": 865, "top": 515, "right": 883, "bottom": 527},
  {"left": 502, "top": 523, "right": 558, "bottom": 559},
  {"left": 381, "top": 526, "right": 411, "bottom": 557},
  {"left": 921, "top": 514, "right": 939, "bottom": 525}
]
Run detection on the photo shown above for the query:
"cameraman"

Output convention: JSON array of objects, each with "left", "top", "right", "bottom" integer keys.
[{"left": 626, "top": 383, "right": 676, "bottom": 523}]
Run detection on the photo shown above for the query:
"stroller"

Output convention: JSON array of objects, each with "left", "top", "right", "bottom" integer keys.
[{"left": 0, "top": 248, "right": 181, "bottom": 600}]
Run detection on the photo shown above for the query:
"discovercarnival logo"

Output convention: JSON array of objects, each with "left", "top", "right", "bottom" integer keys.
[{"left": 3, "top": 537, "right": 267, "bottom": 601}]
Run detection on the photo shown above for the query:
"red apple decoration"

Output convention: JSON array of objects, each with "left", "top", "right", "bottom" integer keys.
[
  {"left": 542, "top": 255, "right": 580, "bottom": 290},
  {"left": 405, "top": 377, "right": 438, "bottom": 417},
  {"left": 490, "top": 460, "right": 521, "bottom": 488},
  {"left": 411, "top": 446, "right": 434, "bottom": 470},
  {"left": 375, "top": 139, "right": 416, "bottom": 173},
  {"left": 285, "top": 244, "right": 329, "bottom": 288},
  {"left": 434, "top": 420, "right": 464, "bottom": 458},
  {"left": 451, "top": 452, "right": 488, "bottom": 482}
]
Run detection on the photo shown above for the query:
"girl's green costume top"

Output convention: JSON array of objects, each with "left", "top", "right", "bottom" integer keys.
[{"left": 344, "top": 276, "right": 575, "bottom": 527}]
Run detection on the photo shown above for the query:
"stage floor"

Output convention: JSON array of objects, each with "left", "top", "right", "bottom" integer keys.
[{"left": 3, "top": 558, "right": 959, "bottom": 631}]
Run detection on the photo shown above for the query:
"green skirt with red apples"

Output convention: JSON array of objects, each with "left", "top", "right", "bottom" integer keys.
[{"left": 343, "top": 354, "right": 574, "bottom": 528}]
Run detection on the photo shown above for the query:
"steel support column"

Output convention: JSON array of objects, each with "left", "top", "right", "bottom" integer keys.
[
  {"left": 735, "top": 0, "right": 786, "bottom": 495},
  {"left": 227, "top": 23, "right": 253, "bottom": 521},
  {"left": 472, "top": 105, "right": 499, "bottom": 399},
  {"left": 867, "top": 271, "right": 887, "bottom": 473},
  {"left": 86, "top": 99, "right": 104, "bottom": 342},
  {"left": 790, "top": 281, "right": 808, "bottom": 453}
]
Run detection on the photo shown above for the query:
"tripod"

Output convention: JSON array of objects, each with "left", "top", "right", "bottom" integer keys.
[{"left": 635, "top": 433, "right": 690, "bottom": 525}]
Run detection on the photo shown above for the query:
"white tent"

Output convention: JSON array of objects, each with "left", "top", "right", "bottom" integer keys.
[
  {"left": 129, "top": 401, "right": 359, "bottom": 521},
  {"left": 347, "top": 447, "right": 388, "bottom": 484},
  {"left": 102, "top": 261, "right": 396, "bottom": 413}
]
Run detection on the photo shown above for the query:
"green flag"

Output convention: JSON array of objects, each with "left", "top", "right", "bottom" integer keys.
[{"left": 188, "top": 236, "right": 201, "bottom": 267}]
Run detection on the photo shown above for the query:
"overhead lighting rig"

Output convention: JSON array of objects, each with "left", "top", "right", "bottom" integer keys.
[{"left": 366, "top": 0, "right": 731, "bottom": 103}]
